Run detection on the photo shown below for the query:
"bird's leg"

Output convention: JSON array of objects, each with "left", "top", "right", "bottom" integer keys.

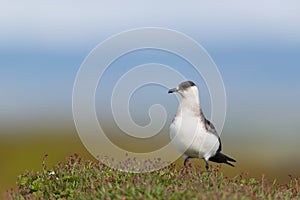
[
  {"left": 184, "top": 156, "right": 190, "bottom": 166},
  {"left": 205, "top": 160, "right": 210, "bottom": 172}
]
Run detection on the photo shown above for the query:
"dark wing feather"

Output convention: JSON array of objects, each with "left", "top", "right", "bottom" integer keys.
[{"left": 204, "top": 118, "right": 222, "bottom": 152}]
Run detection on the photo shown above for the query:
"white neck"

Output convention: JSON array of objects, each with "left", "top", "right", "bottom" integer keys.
[{"left": 177, "top": 87, "right": 201, "bottom": 117}]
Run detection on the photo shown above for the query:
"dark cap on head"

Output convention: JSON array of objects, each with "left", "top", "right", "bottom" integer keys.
[
  {"left": 178, "top": 81, "right": 196, "bottom": 90},
  {"left": 168, "top": 81, "right": 196, "bottom": 93}
]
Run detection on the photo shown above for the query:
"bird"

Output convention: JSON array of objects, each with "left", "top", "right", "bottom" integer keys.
[{"left": 168, "top": 81, "right": 236, "bottom": 171}]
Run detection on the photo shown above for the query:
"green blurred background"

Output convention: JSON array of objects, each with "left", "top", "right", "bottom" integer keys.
[{"left": 1, "top": 1, "right": 300, "bottom": 197}]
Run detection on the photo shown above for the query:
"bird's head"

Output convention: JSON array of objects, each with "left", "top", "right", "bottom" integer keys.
[{"left": 168, "top": 81, "right": 199, "bottom": 99}]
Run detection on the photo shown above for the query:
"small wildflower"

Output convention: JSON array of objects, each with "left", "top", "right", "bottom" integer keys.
[{"left": 49, "top": 171, "right": 55, "bottom": 175}]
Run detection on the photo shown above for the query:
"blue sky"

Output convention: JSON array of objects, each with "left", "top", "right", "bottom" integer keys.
[{"left": 1, "top": 0, "right": 300, "bottom": 141}]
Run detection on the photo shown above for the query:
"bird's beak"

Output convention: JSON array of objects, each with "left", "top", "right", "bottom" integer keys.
[{"left": 168, "top": 88, "right": 178, "bottom": 94}]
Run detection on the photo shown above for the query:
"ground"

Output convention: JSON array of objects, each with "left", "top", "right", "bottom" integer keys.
[{"left": 7, "top": 154, "right": 299, "bottom": 199}]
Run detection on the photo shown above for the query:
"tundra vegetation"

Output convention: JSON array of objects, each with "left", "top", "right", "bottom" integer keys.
[{"left": 8, "top": 154, "right": 299, "bottom": 199}]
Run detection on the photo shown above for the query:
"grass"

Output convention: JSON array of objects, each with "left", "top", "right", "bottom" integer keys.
[{"left": 7, "top": 154, "right": 299, "bottom": 199}]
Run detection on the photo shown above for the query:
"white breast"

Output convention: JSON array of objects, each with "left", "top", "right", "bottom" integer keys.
[{"left": 169, "top": 115, "right": 219, "bottom": 160}]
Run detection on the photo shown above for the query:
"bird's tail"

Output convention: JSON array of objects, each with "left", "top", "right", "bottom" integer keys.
[{"left": 209, "top": 152, "right": 236, "bottom": 167}]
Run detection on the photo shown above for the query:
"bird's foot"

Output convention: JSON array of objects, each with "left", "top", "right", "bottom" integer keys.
[{"left": 205, "top": 160, "right": 210, "bottom": 172}]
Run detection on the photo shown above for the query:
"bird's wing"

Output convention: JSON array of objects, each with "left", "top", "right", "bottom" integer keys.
[{"left": 204, "top": 118, "right": 222, "bottom": 152}]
